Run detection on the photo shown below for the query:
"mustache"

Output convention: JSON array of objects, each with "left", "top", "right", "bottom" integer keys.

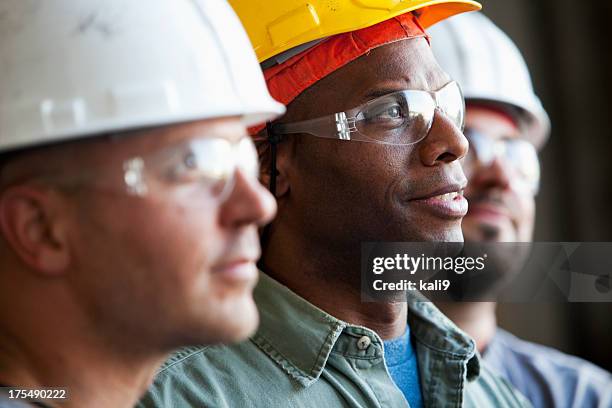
[
  {"left": 467, "top": 189, "right": 521, "bottom": 219},
  {"left": 398, "top": 167, "right": 467, "bottom": 201}
]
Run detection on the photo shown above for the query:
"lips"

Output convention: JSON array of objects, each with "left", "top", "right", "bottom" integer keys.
[
  {"left": 212, "top": 258, "right": 259, "bottom": 285},
  {"left": 434, "top": 191, "right": 463, "bottom": 201},
  {"left": 409, "top": 184, "right": 468, "bottom": 219},
  {"left": 211, "top": 231, "right": 261, "bottom": 285}
]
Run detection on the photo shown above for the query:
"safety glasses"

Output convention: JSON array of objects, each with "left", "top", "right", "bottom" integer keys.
[
  {"left": 270, "top": 81, "right": 465, "bottom": 145},
  {"left": 464, "top": 128, "right": 540, "bottom": 194},
  {"left": 122, "top": 137, "right": 259, "bottom": 200},
  {"left": 38, "top": 136, "right": 259, "bottom": 202}
]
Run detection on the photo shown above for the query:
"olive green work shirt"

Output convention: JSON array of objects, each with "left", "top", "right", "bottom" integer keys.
[{"left": 139, "top": 273, "right": 530, "bottom": 407}]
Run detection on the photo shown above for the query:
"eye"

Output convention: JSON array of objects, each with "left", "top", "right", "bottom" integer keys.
[
  {"left": 166, "top": 150, "right": 204, "bottom": 182},
  {"left": 378, "top": 104, "right": 404, "bottom": 120},
  {"left": 365, "top": 101, "right": 407, "bottom": 124},
  {"left": 153, "top": 139, "right": 235, "bottom": 189},
  {"left": 384, "top": 105, "right": 402, "bottom": 119},
  {"left": 507, "top": 140, "right": 540, "bottom": 179},
  {"left": 183, "top": 152, "right": 197, "bottom": 170}
]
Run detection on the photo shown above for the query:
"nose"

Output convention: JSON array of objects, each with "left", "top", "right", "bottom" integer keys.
[
  {"left": 219, "top": 169, "right": 277, "bottom": 228},
  {"left": 466, "top": 156, "right": 512, "bottom": 192},
  {"left": 418, "top": 110, "right": 469, "bottom": 166}
]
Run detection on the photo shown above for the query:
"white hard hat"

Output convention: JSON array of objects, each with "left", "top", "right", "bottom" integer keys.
[
  {"left": 428, "top": 12, "right": 550, "bottom": 148},
  {"left": 0, "top": 0, "right": 285, "bottom": 153}
]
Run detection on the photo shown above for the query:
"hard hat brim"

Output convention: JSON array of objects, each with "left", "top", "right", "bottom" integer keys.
[
  {"left": 0, "top": 102, "right": 286, "bottom": 154},
  {"left": 467, "top": 97, "right": 551, "bottom": 150}
]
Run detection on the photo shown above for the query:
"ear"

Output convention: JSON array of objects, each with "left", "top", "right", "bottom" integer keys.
[
  {"left": 0, "top": 186, "right": 70, "bottom": 275},
  {"left": 257, "top": 137, "right": 291, "bottom": 199}
]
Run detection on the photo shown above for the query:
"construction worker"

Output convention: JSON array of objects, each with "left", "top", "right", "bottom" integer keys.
[
  {"left": 429, "top": 12, "right": 612, "bottom": 408},
  {"left": 0, "top": 0, "right": 283, "bottom": 407},
  {"left": 141, "top": 2, "right": 531, "bottom": 407}
]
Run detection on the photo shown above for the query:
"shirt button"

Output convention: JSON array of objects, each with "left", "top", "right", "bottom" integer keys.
[{"left": 357, "top": 335, "right": 371, "bottom": 350}]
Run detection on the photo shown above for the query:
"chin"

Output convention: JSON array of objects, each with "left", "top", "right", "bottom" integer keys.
[
  {"left": 463, "top": 219, "right": 518, "bottom": 242},
  {"left": 415, "top": 222, "right": 465, "bottom": 243},
  {"left": 209, "top": 297, "right": 260, "bottom": 344}
]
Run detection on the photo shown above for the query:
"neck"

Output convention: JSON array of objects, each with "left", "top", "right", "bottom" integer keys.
[
  {"left": 435, "top": 301, "right": 497, "bottom": 352},
  {"left": 263, "top": 228, "right": 407, "bottom": 340},
  {"left": 0, "top": 282, "right": 165, "bottom": 408}
]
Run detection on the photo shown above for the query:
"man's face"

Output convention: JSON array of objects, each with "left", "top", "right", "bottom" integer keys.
[
  {"left": 63, "top": 119, "right": 276, "bottom": 347},
  {"left": 462, "top": 106, "right": 536, "bottom": 242},
  {"left": 277, "top": 38, "right": 468, "bottom": 249}
]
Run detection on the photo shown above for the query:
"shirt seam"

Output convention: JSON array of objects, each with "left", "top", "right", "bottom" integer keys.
[
  {"left": 251, "top": 320, "right": 346, "bottom": 386},
  {"left": 412, "top": 335, "right": 475, "bottom": 360},
  {"left": 330, "top": 351, "right": 382, "bottom": 361},
  {"left": 155, "top": 345, "right": 210, "bottom": 374},
  {"left": 251, "top": 332, "right": 315, "bottom": 385},
  {"left": 312, "top": 321, "right": 346, "bottom": 375}
]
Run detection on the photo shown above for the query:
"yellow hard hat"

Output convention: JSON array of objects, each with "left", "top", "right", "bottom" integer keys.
[{"left": 229, "top": 0, "right": 482, "bottom": 63}]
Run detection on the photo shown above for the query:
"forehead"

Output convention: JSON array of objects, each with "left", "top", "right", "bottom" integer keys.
[
  {"left": 352, "top": 37, "right": 450, "bottom": 90},
  {"left": 0, "top": 118, "right": 246, "bottom": 187},
  {"left": 465, "top": 106, "right": 520, "bottom": 140},
  {"left": 85, "top": 117, "right": 247, "bottom": 162},
  {"left": 290, "top": 37, "right": 451, "bottom": 117},
  {"left": 119, "top": 118, "right": 246, "bottom": 150}
]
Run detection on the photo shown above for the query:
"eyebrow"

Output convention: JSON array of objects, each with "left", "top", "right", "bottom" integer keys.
[
  {"left": 357, "top": 86, "right": 411, "bottom": 107},
  {"left": 363, "top": 88, "right": 403, "bottom": 100},
  {"left": 360, "top": 79, "right": 453, "bottom": 102}
]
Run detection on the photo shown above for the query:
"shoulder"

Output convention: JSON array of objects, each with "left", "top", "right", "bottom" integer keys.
[
  {"left": 486, "top": 329, "right": 612, "bottom": 407},
  {"left": 137, "top": 344, "right": 230, "bottom": 408},
  {"left": 464, "top": 363, "right": 533, "bottom": 408},
  {"left": 494, "top": 329, "right": 610, "bottom": 382},
  {"left": 155, "top": 341, "right": 258, "bottom": 378},
  {"left": 138, "top": 339, "right": 294, "bottom": 408}
]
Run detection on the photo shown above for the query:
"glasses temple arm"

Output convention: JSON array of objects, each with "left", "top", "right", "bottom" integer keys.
[{"left": 271, "top": 113, "right": 356, "bottom": 140}]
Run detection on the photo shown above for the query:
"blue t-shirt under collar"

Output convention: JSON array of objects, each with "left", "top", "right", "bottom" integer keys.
[{"left": 383, "top": 325, "right": 423, "bottom": 408}]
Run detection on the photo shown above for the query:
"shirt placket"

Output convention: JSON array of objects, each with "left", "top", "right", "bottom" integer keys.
[{"left": 327, "top": 327, "right": 410, "bottom": 408}]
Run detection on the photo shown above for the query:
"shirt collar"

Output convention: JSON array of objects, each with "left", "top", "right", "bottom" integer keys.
[
  {"left": 406, "top": 290, "right": 480, "bottom": 381},
  {"left": 252, "top": 272, "right": 480, "bottom": 386},
  {"left": 252, "top": 272, "right": 347, "bottom": 386}
]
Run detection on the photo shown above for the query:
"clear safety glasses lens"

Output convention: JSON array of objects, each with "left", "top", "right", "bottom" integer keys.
[
  {"left": 352, "top": 90, "right": 436, "bottom": 145},
  {"left": 123, "top": 137, "right": 259, "bottom": 199},
  {"left": 272, "top": 81, "right": 465, "bottom": 146},
  {"left": 464, "top": 129, "right": 540, "bottom": 194}
]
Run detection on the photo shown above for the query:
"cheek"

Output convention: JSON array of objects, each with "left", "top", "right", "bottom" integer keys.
[
  {"left": 140, "top": 200, "right": 222, "bottom": 283},
  {"left": 515, "top": 195, "right": 536, "bottom": 239},
  {"left": 522, "top": 196, "right": 536, "bottom": 219},
  {"left": 295, "top": 142, "right": 408, "bottom": 200},
  {"left": 75, "top": 194, "right": 223, "bottom": 293},
  {"left": 290, "top": 142, "right": 424, "bottom": 241},
  {"left": 66, "top": 191, "right": 257, "bottom": 344}
]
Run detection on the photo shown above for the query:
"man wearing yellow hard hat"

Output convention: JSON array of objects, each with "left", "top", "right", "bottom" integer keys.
[{"left": 141, "top": 1, "right": 531, "bottom": 407}]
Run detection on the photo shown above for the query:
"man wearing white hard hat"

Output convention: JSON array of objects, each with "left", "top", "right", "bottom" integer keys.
[
  {"left": 0, "top": 0, "right": 283, "bottom": 407},
  {"left": 429, "top": 12, "right": 612, "bottom": 408}
]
